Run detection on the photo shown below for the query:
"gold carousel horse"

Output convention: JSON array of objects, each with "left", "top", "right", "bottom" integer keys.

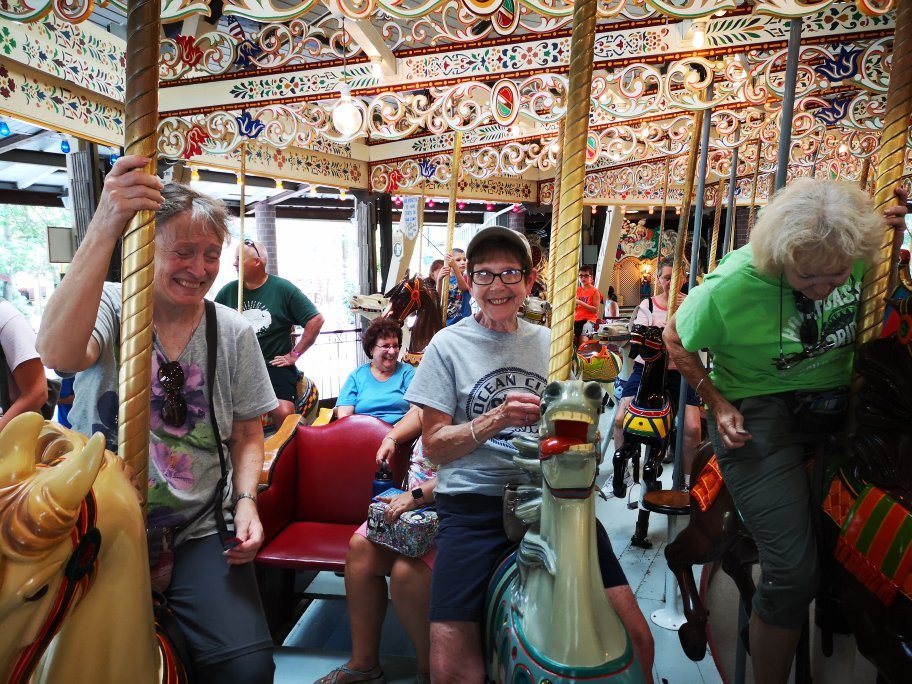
[{"left": 0, "top": 413, "right": 187, "bottom": 683}]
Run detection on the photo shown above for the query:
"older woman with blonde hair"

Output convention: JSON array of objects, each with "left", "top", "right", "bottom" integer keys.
[{"left": 663, "top": 178, "right": 908, "bottom": 684}]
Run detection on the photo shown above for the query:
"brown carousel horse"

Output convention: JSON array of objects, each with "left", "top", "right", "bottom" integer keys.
[
  {"left": 611, "top": 324, "right": 674, "bottom": 549},
  {"left": 382, "top": 273, "right": 442, "bottom": 366},
  {"left": 665, "top": 318, "right": 912, "bottom": 682},
  {"left": 0, "top": 414, "right": 188, "bottom": 683}
]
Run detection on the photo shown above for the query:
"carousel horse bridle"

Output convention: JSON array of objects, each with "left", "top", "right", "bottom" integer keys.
[
  {"left": 11, "top": 492, "right": 100, "bottom": 681},
  {"left": 386, "top": 276, "right": 424, "bottom": 324}
]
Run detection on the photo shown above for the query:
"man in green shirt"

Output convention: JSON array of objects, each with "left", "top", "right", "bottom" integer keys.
[{"left": 215, "top": 239, "right": 324, "bottom": 423}]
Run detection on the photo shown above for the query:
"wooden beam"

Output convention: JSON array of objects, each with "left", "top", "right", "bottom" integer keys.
[{"left": 0, "top": 129, "right": 55, "bottom": 156}]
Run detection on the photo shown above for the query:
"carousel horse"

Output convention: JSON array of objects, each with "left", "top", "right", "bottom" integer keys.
[
  {"left": 611, "top": 324, "right": 673, "bottom": 548},
  {"left": 0, "top": 413, "right": 188, "bottom": 683},
  {"left": 520, "top": 296, "right": 550, "bottom": 326},
  {"left": 486, "top": 380, "right": 644, "bottom": 683},
  {"left": 665, "top": 328, "right": 912, "bottom": 682},
  {"left": 382, "top": 273, "right": 442, "bottom": 366}
]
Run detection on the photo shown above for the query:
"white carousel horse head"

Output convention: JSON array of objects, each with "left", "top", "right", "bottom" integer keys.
[
  {"left": 520, "top": 296, "right": 550, "bottom": 325},
  {"left": 349, "top": 293, "right": 390, "bottom": 322}
]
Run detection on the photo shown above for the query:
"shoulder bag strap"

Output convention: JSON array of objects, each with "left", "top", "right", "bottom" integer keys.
[
  {"left": 204, "top": 299, "right": 231, "bottom": 541},
  {"left": 0, "top": 343, "right": 9, "bottom": 412}
]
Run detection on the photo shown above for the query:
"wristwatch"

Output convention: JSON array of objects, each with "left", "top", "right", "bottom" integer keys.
[{"left": 411, "top": 488, "right": 424, "bottom": 501}]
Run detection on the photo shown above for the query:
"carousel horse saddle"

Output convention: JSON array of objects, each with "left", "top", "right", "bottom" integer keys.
[
  {"left": 576, "top": 341, "right": 622, "bottom": 383},
  {"left": 623, "top": 400, "right": 672, "bottom": 442},
  {"left": 824, "top": 478, "right": 912, "bottom": 606},
  {"left": 691, "top": 455, "right": 724, "bottom": 513}
]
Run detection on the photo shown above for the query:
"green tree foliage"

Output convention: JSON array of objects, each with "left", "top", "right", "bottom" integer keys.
[{"left": 0, "top": 205, "right": 70, "bottom": 312}]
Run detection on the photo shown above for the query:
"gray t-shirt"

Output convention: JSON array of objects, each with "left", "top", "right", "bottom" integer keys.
[
  {"left": 67, "top": 283, "right": 278, "bottom": 542},
  {"left": 404, "top": 315, "right": 549, "bottom": 496}
]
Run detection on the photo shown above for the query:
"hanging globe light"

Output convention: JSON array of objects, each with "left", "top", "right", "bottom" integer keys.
[{"left": 332, "top": 82, "right": 362, "bottom": 137}]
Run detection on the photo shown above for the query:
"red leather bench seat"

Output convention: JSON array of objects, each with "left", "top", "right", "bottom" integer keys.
[{"left": 256, "top": 414, "right": 408, "bottom": 573}]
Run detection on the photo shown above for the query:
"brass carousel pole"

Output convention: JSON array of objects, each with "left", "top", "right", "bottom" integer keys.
[
  {"left": 547, "top": 0, "right": 597, "bottom": 382},
  {"left": 547, "top": 120, "right": 567, "bottom": 301},
  {"left": 654, "top": 156, "right": 671, "bottom": 275},
  {"left": 856, "top": 0, "right": 912, "bottom": 346},
  {"left": 440, "top": 131, "right": 463, "bottom": 325},
  {"left": 748, "top": 136, "right": 763, "bottom": 233},
  {"left": 721, "top": 144, "right": 739, "bottom": 257},
  {"left": 237, "top": 142, "right": 247, "bottom": 312},
  {"left": 118, "top": 0, "right": 161, "bottom": 514},
  {"left": 667, "top": 108, "right": 705, "bottom": 320},
  {"left": 708, "top": 180, "right": 724, "bottom": 272}
]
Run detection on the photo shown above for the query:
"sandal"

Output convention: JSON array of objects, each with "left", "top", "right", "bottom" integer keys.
[{"left": 313, "top": 664, "right": 386, "bottom": 684}]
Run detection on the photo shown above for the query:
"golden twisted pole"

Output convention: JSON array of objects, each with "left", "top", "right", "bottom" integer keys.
[
  {"left": 708, "top": 180, "right": 725, "bottom": 272},
  {"left": 654, "top": 156, "right": 671, "bottom": 275},
  {"left": 440, "top": 131, "right": 463, "bottom": 325},
  {"left": 748, "top": 137, "right": 763, "bottom": 234},
  {"left": 547, "top": 0, "right": 597, "bottom": 382},
  {"left": 118, "top": 0, "right": 161, "bottom": 514},
  {"left": 547, "top": 119, "right": 567, "bottom": 301},
  {"left": 238, "top": 142, "right": 247, "bottom": 312},
  {"left": 857, "top": 0, "right": 912, "bottom": 347},
  {"left": 667, "top": 108, "right": 705, "bottom": 320}
]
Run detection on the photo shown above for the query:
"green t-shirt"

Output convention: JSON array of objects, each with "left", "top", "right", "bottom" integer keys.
[
  {"left": 675, "top": 244, "right": 863, "bottom": 401},
  {"left": 215, "top": 275, "right": 319, "bottom": 361}
]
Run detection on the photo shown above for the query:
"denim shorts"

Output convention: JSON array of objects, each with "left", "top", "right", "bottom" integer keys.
[{"left": 429, "top": 493, "right": 626, "bottom": 622}]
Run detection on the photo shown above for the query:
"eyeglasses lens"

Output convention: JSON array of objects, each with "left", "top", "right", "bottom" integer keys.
[
  {"left": 158, "top": 361, "right": 188, "bottom": 427},
  {"left": 470, "top": 270, "right": 525, "bottom": 285}
]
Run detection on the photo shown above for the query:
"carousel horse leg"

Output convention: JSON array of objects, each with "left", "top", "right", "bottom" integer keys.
[
  {"left": 665, "top": 528, "right": 712, "bottom": 660},
  {"left": 631, "top": 443, "right": 664, "bottom": 549},
  {"left": 612, "top": 442, "right": 639, "bottom": 498}
]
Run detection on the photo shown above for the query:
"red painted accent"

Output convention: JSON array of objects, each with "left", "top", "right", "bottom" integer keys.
[{"left": 865, "top": 504, "right": 907, "bottom": 569}]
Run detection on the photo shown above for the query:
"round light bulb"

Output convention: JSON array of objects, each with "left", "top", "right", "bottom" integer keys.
[
  {"left": 485, "top": 203, "right": 494, "bottom": 211},
  {"left": 60, "top": 140, "right": 71, "bottom": 154},
  {"left": 309, "top": 185, "right": 318, "bottom": 197},
  {"left": 692, "top": 24, "right": 706, "bottom": 49},
  {"left": 190, "top": 167, "right": 200, "bottom": 183},
  {"left": 332, "top": 83, "right": 362, "bottom": 137},
  {"left": 0, "top": 121, "right": 9, "bottom": 137},
  {"left": 275, "top": 178, "right": 284, "bottom": 190},
  {"left": 340, "top": 188, "right": 348, "bottom": 201}
]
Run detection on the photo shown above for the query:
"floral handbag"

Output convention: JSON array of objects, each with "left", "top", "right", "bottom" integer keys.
[{"left": 366, "top": 501, "right": 438, "bottom": 558}]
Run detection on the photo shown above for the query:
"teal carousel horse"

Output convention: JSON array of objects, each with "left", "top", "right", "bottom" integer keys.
[{"left": 485, "top": 380, "right": 644, "bottom": 683}]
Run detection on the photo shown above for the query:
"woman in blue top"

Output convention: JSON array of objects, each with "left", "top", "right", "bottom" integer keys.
[{"left": 336, "top": 317, "right": 415, "bottom": 424}]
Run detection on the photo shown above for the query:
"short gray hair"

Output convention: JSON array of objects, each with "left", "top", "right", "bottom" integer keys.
[
  {"left": 750, "top": 178, "right": 883, "bottom": 275},
  {"left": 156, "top": 183, "right": 229, "bottom": 243}
]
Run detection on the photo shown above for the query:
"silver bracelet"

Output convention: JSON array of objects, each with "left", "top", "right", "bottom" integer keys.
[
  {"left": 234, "top": 492, "right": 257, "bottom": 509},
  {"left": 469, "top": 418, "right": 482, "bottom": 445}
]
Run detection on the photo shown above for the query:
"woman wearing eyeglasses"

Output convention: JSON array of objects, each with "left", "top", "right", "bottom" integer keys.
[
  {"left": 334, "top": 317, "right": 415, "bottom": 424},
  {"left": 663, "top": 178, "right": 908, "bottom": 684},
  {"left": 403, "top": 226, "right": 654, "bottom": 683},
  {"left": 37, "top": 156, "right": 277, "bottom": 683}
]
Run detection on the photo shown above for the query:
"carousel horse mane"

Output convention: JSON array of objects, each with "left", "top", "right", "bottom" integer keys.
[{"left": 382, "top": 273, "right": 442, "bottom": 363}]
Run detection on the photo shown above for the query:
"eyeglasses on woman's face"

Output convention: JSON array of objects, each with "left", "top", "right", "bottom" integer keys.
[
  {"left": 158, "top": 361, "right": 188, "bottom": 427},
  {"left": 468, "top": 269, "right": 527, "bottom": 286},
  {"left": 375, "top": 344, "right": 401, "bottom": 353}
]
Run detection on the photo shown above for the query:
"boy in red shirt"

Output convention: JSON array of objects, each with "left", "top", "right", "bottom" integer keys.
[{"left": 574, "top": 265, "right": 602, "bottom": 342}]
